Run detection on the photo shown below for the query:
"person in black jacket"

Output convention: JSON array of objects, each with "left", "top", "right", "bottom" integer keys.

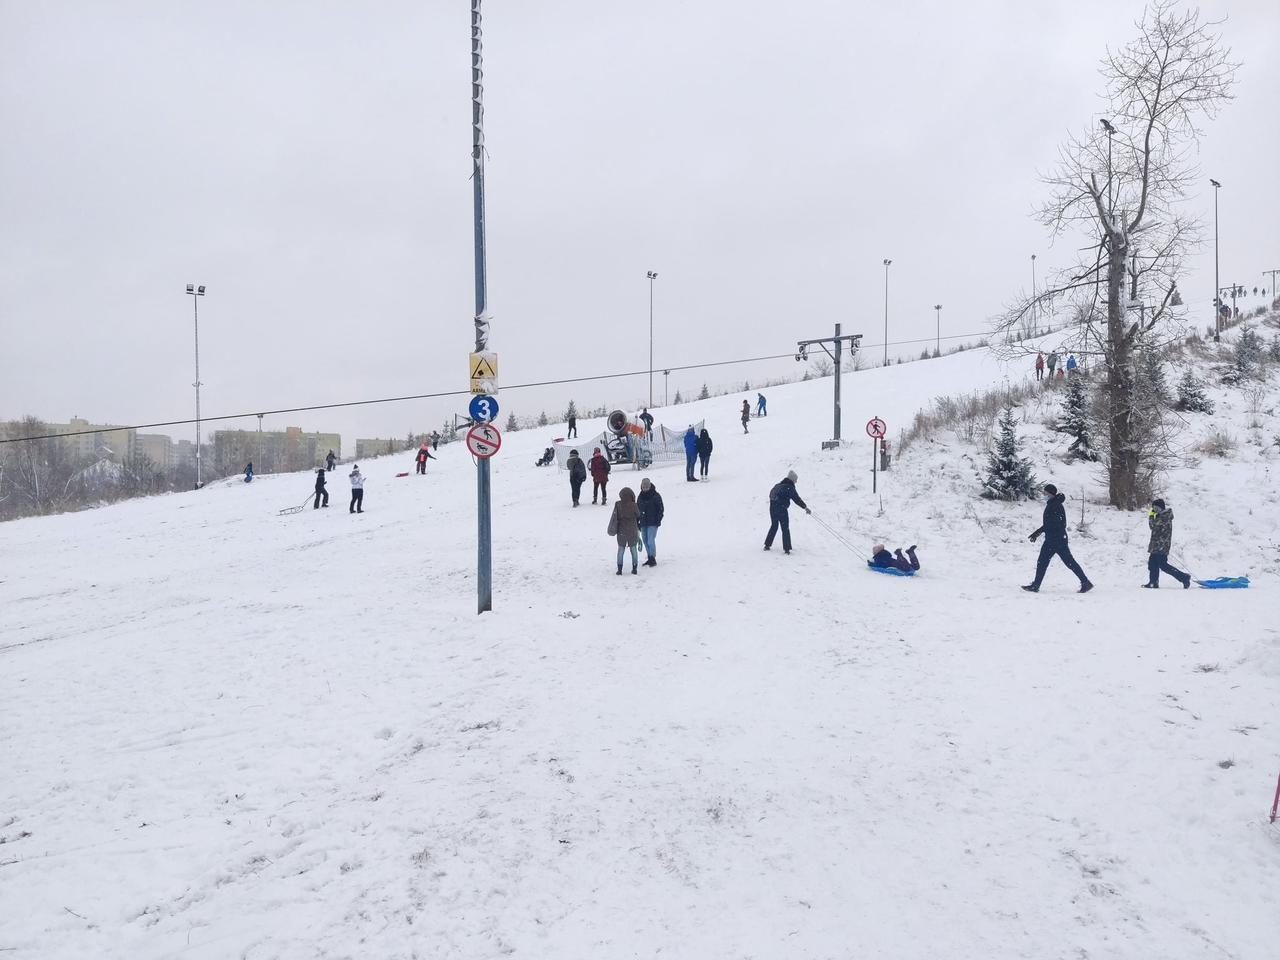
[
  {"left": 637, "top": 477, "right": 664, "bottom": 566},
  {"left": 325, "top": 450, "right": 336, "bottom": 472},
  {"left": 639, "top": 408, "right": 654, "bottom": 440},
  {"left": 696, "top": 428, "right": 713, "bottom": 478},
  {"left": 869, "top": 544, "right": 919, "bottom": 571},
  {"left": 764, "top": 470, "right": 809, "bottom": 554},
  {"left": 1022, "top": 483, "right": 1092, "bottom": 593},
  {"left": 567, "top": 413, "right": 578, "bottom": 439},
  {"left": 566, "top": 449, "right": 587, "bottom": 507},
  {"left": 313, "top": 468, "right": 329, "bottom": 509}
]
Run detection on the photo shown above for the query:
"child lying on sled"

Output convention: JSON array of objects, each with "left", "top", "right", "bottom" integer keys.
[{"left": 869, "top": 544, "right": 919, "bottom": 573}]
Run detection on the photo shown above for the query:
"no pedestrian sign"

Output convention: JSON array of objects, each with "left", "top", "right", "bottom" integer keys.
[
  {"left": 465, "top": 423, "right": 502, "bottom": 459},
  {"left": 866, "top": 417, "right": 887, "bottom": 439}
]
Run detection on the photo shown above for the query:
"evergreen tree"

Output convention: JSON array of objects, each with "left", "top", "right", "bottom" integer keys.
[
  {"left": 1056, "top": 375, "right": 1099, "bottom": 461},
  {"left": 981, "top": 405, "right": 1039, "bottom": 500},
  {"left": 1137, "top": 347, "right": 1170, "bottom": 408},
  {"left": 537, "top": 410, "right": 549, "bottom": 427},
  {"left": 673, "top": 390, "right": 683, "bottom": 405},
  {"left": 1174, "top": 368, "right": 1214, "bottom": 413},
  {"left": 564, "top": 399, "right": 578, "bottom": 423},
  {"left": 505, "top": 412, "right": 519, "bottom": 432},
  {"left": 1268, "top": 333, "right": 1280, "bottom": 363},
  {"left": 698, "top": 383, "right": 710, "bottom": 400},
  {"left": 1233, "top": 327, "right": 1263, "bottom": 380}
]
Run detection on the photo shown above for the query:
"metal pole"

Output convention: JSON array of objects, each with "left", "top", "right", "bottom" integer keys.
[
  {"left": 882, "top": 259, "right": 891, "bottom": 365},
  {"left": 833, "top": 322, "right": 842, "bottom": 441},
  {"left": 1212, "top": 179, "right": 1220, "bottom": 341},
  {"left": 193, "top": 293, "right": 202, "bottom": 489},
  {"left": 934, "top": 304, "right": 941, "bottom": 355},
  {"left": 871, "top": 436, "right": 877, "bottom": 493},
  {"left": 663, "top": 369, "right": 670, "bottom": 407},
  {"left": 648, "top": 272, "right": 655, "bottom": 408},
  {"left": 471, "top": 0, "right": 492, "bottom": 614}
]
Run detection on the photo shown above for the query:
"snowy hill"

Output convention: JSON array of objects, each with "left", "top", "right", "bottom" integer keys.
[{"left": 2, "top": 328, "right": 1278, "bottom": 959}]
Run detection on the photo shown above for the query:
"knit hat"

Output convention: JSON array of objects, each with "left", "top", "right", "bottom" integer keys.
[
  {"left": 1043, "top": 483, "right": 1058, "bottom": 495},
  {"left": 641, "top": 478, "right": 652, "bottom": 491},
  {"left": 787, "top": 470, "right": 798, "bottom": 483},
  {"left": 1152, "top": 498, "right": 1165, "bottom": 510}
]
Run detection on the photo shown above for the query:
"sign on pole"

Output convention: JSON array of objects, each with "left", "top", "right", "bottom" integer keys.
[
  {"left": 470, "top": 351, "right": 499, "bottom": 395},
  {"left": 866, "top": 417, "right": 887, "bottom": 439},
  {"left": 465, "top": 422, "right": 502, "bottom": 459},
  {"left": 469, "top": 394, "right": 500, "bottom": 422}
]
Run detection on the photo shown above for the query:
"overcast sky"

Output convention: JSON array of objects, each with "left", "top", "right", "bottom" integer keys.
[{"left": 2, "top": 0, "right": 1276, "bottom": 453}]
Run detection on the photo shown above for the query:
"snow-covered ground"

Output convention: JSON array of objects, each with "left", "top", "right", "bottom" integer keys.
[{"left": 2, "top": 326, "right": 1278, "bottom": 959}]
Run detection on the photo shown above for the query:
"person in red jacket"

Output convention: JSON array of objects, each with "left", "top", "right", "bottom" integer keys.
[
  {"left": 1035, "top": 352, "right": 1045, "bottom": 381},
  {"left": 589, "top": 447, "right": 612, "bottom": 505},
  {"left": 415, "top": 444, "right": 436, "bottom": 475}
]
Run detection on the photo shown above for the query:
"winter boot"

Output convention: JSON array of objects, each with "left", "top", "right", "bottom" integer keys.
[
  {"left": 1021, "top": 584, "right": 1039, "bottom": 593},
  {"left": 1181, "top": 575, "right": 1191, "bottom": 589},
  {"left": 616, "top": 564, "right": 622, "bottom": 576},
  {"left": 1079, "top": 581, "right": 1094, "bottom": 594},
  {"left": 631, "top": 564, "right": 638, "bottom": 575},
  {"left": 1141, "top": 582, "right": 1157, "bottom": 589}
]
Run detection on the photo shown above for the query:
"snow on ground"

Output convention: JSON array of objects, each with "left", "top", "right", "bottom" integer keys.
[{"left": 2, "top": 326, "right": 1279, "bottom": 959}]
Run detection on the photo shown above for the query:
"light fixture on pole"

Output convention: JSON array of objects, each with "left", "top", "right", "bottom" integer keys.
[
  {"left": 184, "top": 283, "right": 206, "bottom": 489},
  {"left": 882, "top": 259, "right": 892, "bottom": 365},
  {"left": 647, "top": 271, "right": 658, "bottom": 408},
  {"left": 1209, "top": 178, "right": 1221, "bottom": 341},
  {"left": 934, "top": 304, "right": 942, "bottom": 356}
]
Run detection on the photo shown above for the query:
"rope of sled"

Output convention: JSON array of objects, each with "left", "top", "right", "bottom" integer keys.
[{"left": 808, "top": 512, "right": 870, "bottom": 561}]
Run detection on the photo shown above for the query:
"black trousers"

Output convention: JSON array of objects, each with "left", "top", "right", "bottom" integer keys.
[
  {"left": 350, "top": 489, "right": 364, "bottom": 512},
  {"left": 765, "top": 511, "right": 791, "bottom": 551},
  {"left": 1147, "top": 551, "right": 1187, "bottom": 586},
  {"left": 416, "top": 460, "right": 426, "bottom": 474},
  {"left": 1031, "top": 539, "right": 1087, "bottom": 587},
  {"left": 698, "top": 452, "right": 710, "bottom": 477},
  {"left": 313, "top": 489, "right": 329, "bottom": 508},
  {"left": 593, "top": 479, "right": 608, "bottom": 503},
  {"left": 568, "top": 424, "right": 577, "bottom": 438},
  {"left": 570, "top": 479, "right": 583, "bottom": 505}
]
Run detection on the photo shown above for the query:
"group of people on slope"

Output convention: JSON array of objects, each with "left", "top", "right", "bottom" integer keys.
[
  {"left": 563, "top": 447, "right": 616, "bottom": 506},
  {"left": 682, "top": 427, "right": 714, "bottom": 481},
  {"left": 1034, "top": 351, "right": 1078, "bottom": 382},
  {"left": 606, "top": 478, "right": 665, "bottom": 574},
  {"left": 313, "top": 464, "right": 365, "bottom": 513}
]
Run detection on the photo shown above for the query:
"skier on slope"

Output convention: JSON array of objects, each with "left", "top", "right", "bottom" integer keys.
[
  {"left": 1143, "top": 498, "right": 1190, "bottom": 589},
  {"left": 764, "top": 470, "right": 809, "bottom": 554},
  {"left": 313, "top": 468, "right": 330, "bottom": 509},
  {"left": 566, "top": 449, "right": 587, "bottom": 507},
  {"left": 348, "top": 464, "right": 365, "bottom": 513},
  {"left": 589, "top": 447, "right": 611, "bottom": 504},
  {"left": 1022, "top": 483, "right": 1092, "bottom": 593}
]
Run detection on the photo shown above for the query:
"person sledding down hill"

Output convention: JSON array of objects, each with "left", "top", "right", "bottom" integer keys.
[{"left": 869, "top": 544, "right": 919, "bottom": 572}]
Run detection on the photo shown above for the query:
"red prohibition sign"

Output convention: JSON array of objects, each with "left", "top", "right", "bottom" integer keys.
[
  {"left": 866, "top": 417, "right": 887, "bottom": 439},
  {"left": 466, "top": 423, "right": 502, "bottom": 459}
]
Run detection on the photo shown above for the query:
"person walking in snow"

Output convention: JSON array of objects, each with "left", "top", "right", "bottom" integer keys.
[
  {"left": 637, "top": 477, "right": 664, "bottom": 567},
  {"left": 566, "top": 449, "right": 587, "bottom": 507},
  {"left": 683, "top": 427, "right": 698, "bottom": 481},
  {"left": 326, "top": 450, "right": 336, "bottom": 472},
  {"left": 756, "top": 392, "right": 767, "bottom": 417},
  {"left": 589, "top": 447, "right": 611, "bottom": 504},
  {"left": 764, "top": 470, "right": 809, "bottom": 554},
  {"left": 567, "top": 412, "right": 578, "bottom": 439},
  {"left": 1046, "top": 351, "right": 1059, "bottom": 381},
  {"left": 869, "top": 544, "right": 920, "bottom": 572},
  {"left": 348, "top": 464, "right": 365, "bottom": 513},
  {"left": 431, "top": 432, "right": 440, "bottom": 451},
  {"left": 741, "top": 400, "right": 751, "bottom": 434},
  {"left": 244, "top": 462, "right": 253, "bottom": 483},
  {"left": 639, "top": 408, "right": 654, "bottom": 440},
  {"left": 608, "top": 486, "right": 641, "bottom": 575},
  {"left": 313, "top": 468, "right": 330, "bottom": 509},
  {"left": 696, "top": 428, "right": 713, "bottom": 478},
  {"left": 1144, "top": 498, "right": 1190, "bottom": 588},
  {"left": 415, "top": 444, "right": 435, "bottom": 475},
  {"left": 1022, "top": 483, "right": 1092, "bottom": 593},
  {"left": 1066, "top": 354, "right": 1078, "bottom": 377},
  {"left": 1035, "top": 352, "right": 1045, "bottom": 381}
]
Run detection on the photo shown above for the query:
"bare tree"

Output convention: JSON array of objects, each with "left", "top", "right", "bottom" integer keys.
[{"left": 996, "top": 2, "right": 1235, "bottom": 508}]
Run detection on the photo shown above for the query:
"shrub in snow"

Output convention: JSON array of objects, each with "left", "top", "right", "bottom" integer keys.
[
  {"left": 1174, "top": 369, "right": 1215, "bottom": 414},
  {"left": 981, "top": 405, "right": 1039, "bottom": 501},
  {"left": 1267, "top": 333, "right": 1280, "bottom": 363},
  {"left": 1057, "top": 376, "right": 1099, "bottom": 461}
]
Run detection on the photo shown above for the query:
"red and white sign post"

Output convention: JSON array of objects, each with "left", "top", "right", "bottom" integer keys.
[
  {"left": 465, "top": 422, "right": 502, "bottom": 460},
  {"left": 866, "top": 417, "right": 887, "bottom": 493}
]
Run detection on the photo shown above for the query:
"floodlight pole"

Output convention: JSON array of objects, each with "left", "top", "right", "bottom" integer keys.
[
  {"left": 647, "top": 271, "right": 658, "bottom": 408},
  {"left": 471, "top": 0, "right": 492, "bottom": 614},
  {"left": 882, "top": 259, "right": 892, "bottom": 365},
  {"left": 934, "top": 304, "right": 942, "bottom": 355},
  {"left": 1210, "top": 178, "right": 1221, "bottom": 341},
  {"left": 185, "top": 283, "right": 205, "bottom": 489}
]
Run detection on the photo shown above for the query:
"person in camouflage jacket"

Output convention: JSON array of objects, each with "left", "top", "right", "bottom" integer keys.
[{"left": 1144, "top": 498, "right": 1190, "bottom": 589}]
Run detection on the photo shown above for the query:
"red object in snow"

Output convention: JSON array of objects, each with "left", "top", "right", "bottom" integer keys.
[
  {"left": 395, "top": 471, "right": 410, "bottom": 478},
  {"left": 1270, "top": 769, "right": 1280, "bottom": 824}
]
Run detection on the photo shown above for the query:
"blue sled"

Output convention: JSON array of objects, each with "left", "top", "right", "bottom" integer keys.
[
  {"left": 866, "top": 564, "right": 917, "bottom": 577},
  {"left": 1194, "top": 576, "right": 1249, "bottom": 589}
]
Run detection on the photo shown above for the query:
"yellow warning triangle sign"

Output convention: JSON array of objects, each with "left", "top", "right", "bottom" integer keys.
[{"left": 472, "top": 358, "right": 496, "bottom": 379}]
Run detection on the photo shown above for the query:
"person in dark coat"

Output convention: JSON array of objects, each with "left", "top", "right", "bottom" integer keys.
[
  {"left": 567, "top": 413, "right": 578, "bottom": 438},
  {"left": 415, "top": 444, "right": 436, "bottom": 475},
  {"left": 756, "top": 393, "right": 767, "bottom": 416},
  {"left": 741, "top": 400, "right": 750, "bottom": 433},
  {"left": 1034, "top": 353, "right": 1045, "bottom": 381},
  {"left": 313, "top": 468, "right": 329, "bottom": 509},
  {"left": 608, "top": 486, "right": 641, "bottom": 575},
  {"left": 639, "top": 408, "right": 654, "bottom": 439},
  {"left": 1023, "top": 483, "right": 1092, "bottom": 593},
  {"left": 1144, "top": 498, "right": 1190, "bottom": 588},
  {"left": 566, "top": 449, "right": 587, "bottom": 507},
  {"left": 683, "top": 427, "right": 698, "bottom": 482},
  {"left": 244, "top": 462, "right": 253, "bottom": 483},
  {"left": 535, "top": 446, "right": 555, "bottom": 467},
  {"left": 431, "top": 431, "right": 440, "bottom": 451},
  {"left": 764, "top": 470, "right": 809, "bottom": 554},
  {"left": 869, "top": 544, "right": 919, "bottom": 571},
  {"left": 637, "top": 477, "right": 664, "bottom": 566},
  {"left": 696, "top": 428, "right": 713, "bottom": 478},
  {"left": 589, "top": 447, "right": 611, "bottom": 504},
  {"left": 326, "top": 450, "right": 336, "bottom": 472}
]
